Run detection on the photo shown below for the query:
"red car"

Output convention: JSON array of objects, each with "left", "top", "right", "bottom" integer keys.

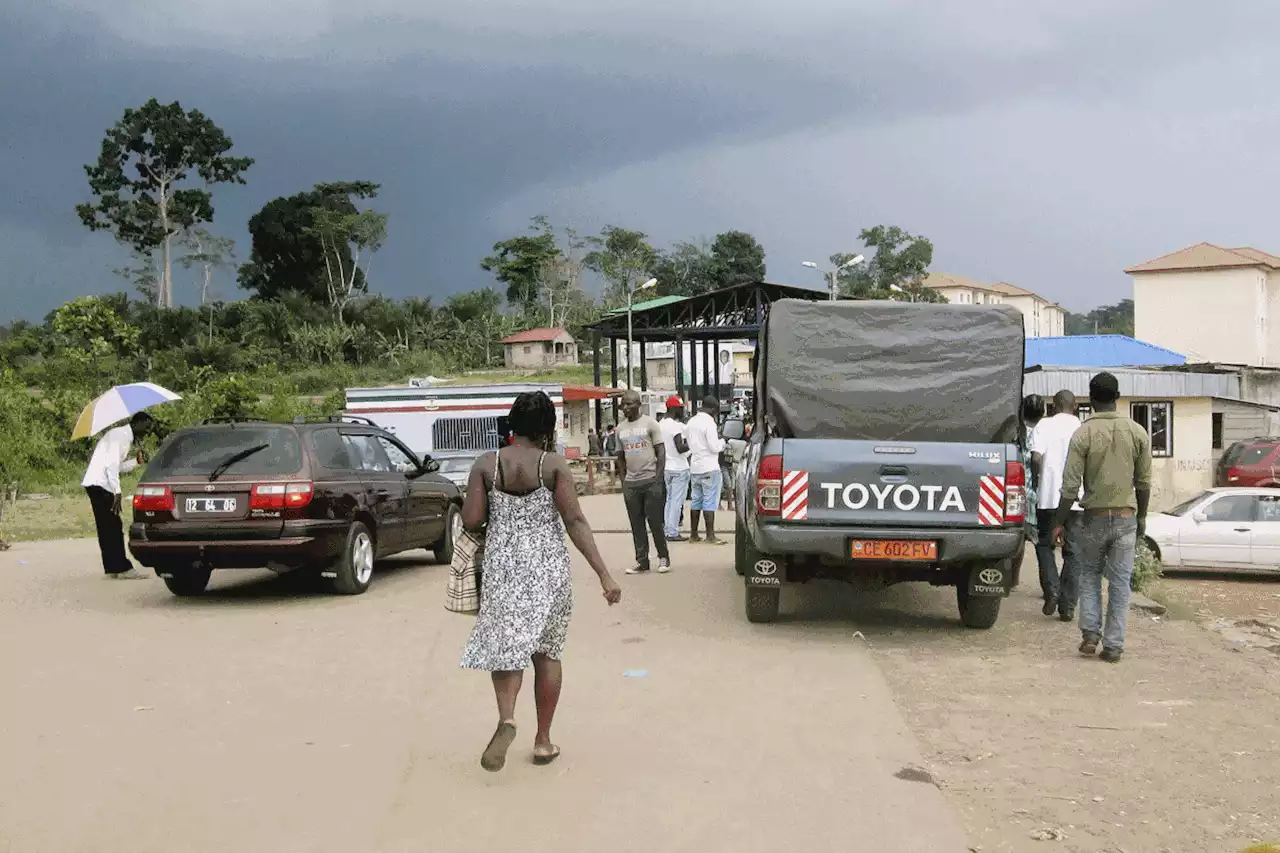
[{"left": 1215, "top": 438, "right": 1280, "bottom": 487}]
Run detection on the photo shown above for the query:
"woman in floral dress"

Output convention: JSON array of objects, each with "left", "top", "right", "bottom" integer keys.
[{"left": 460, "top": 391, "right": 621, "bottom": 771}]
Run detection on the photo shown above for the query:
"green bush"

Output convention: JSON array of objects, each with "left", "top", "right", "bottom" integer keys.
[{"left": 1131, "top": 538, "right": 1163, "bottom": 594}]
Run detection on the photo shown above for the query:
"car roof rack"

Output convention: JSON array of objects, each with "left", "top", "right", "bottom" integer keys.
[
  {"left": 200, "top": 416, "right": 270, "bottom": 425},
  {"left": 291, "top": 414, "right": 380, "bottom": 427}
]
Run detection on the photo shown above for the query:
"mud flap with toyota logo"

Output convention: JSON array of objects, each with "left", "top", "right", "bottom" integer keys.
[
  {"left": 748, "top": 557, "right": 783, "bottom": 587},
  {"left": 967, "top": 562, "right": 1010, "bottom": 597}
]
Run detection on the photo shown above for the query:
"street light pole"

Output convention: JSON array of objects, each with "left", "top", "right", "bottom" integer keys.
[
  {"left": 626, "top": 278, "right": 658, "bottom": 389},
  {"left": 802, "top": 255, "right": 865, "bottom": 302}
]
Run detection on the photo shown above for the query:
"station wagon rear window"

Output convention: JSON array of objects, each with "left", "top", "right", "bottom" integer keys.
[{"left": 149, "top": 427, "right": 304, "bottom": 478}]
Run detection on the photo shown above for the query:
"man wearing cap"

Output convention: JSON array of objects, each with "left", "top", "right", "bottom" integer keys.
[
  {"left": 1054, "top": 372, "right": 1152, "bottom": 663},
  {"left": 658, "top": 396, "right": 691, "bottom": 542}
]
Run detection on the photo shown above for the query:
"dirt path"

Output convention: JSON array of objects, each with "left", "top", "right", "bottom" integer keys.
[{"left": 842, "top": 568, "right": 1280, "bottom": 852}]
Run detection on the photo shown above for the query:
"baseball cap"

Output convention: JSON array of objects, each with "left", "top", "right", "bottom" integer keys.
[
  {"left": 665, "top": 395, "right": 684, "bottom": 409},
  {"left": 1089, "top": 371, "right": 1121, "bottom": 403}
]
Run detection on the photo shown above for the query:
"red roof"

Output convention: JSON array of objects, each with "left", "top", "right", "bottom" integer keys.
[{"left": 501, "top": 327, "right": 570, "bottom": 344}]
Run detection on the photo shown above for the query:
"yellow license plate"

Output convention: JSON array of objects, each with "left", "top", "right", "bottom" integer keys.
[{"left": 850, "top": 539, "right": 937, "bottom": 561}]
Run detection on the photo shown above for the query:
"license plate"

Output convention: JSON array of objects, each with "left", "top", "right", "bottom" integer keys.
[
  {"left": 850, "top": 539, "right": 937, "bottom": 561},
  {"left": 185, "top": 498, "right": 237, "bottom": 514}
]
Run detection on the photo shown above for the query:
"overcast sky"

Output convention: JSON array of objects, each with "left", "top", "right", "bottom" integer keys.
[{"left": 3, "top": 0, "right": 1278, "bottom": 321}]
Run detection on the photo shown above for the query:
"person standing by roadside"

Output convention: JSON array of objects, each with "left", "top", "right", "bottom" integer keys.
[
  {"left": 658, "top": 396, "right": 691, "bottom": 542},
  {"left": 1030, "top": 389, "right": 1084, "bottom": 620},
  {"left": 82, "top": 412, "right": 153, "bottom": 579},
  {"left": 1054, "top": 372, "right": 1151, "bottom": 663},
  {"left": 686, "top": 396, "right": 727, "bottom": 544},
  {"left": 603, "top": 425, "right": 619, "bottom": 485},
  {"left": 1021, "top": 395, "right": 1044, "bottom": 554},
  {"left": 615, "top": 390, "right": 670, "bottom": 574},
  {"left": 587, "top": 429, "right": 602, "bottom": 459}
]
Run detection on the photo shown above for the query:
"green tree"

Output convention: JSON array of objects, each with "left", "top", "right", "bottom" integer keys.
[
  {"left": 651, "top": 240, "right": 714, "bottom": 297},
  {"left": 584, "top": 225, "right": 656, "bottom": 307},
  {"left": 76, "top": 98, "right": 253, "bottom": 308},
  {"left": 481, "top": 221, "right": 561, "bottom": 312},
  {"left": 706, "top": 230, "right": 766, "bottom": 290},
  {"left": 838, "top": 225, "right": 944, "bottom": 302},
  {"left": 1066, "top": 299, "right": 1134, "bottom": 336},
  {"left": 306, "top": 184, "right": 388, "bottom": 325},
  {"left": 238, "top": 181, "right": 377, "bottom": 304}
]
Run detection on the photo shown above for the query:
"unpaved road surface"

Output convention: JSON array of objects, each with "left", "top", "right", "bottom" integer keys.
[{"left": 0, "top": 535, "right": 967, "bottom": 853}]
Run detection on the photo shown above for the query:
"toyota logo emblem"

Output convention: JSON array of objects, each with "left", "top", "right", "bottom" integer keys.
[
  {"left": 204, "top": 485, "right": 217, "bottom": 493},
  {"left": 979, "top": 568, "right": 1003, "bottom": 585},
  {"left": 755, "top": 560, "right": 778, "bottom": 576}
]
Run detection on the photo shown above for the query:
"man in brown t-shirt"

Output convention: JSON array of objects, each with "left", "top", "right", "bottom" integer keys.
[{"left": 615, "top": 390, "right": 670, "bottom": 574}]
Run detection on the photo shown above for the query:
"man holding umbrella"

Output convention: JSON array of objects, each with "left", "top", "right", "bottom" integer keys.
[
  {"left": 82, "top": 412, "right": 154, "bottom": 578},
  {"left": 74, "top": 381, "right": 180, "bottom": 579}
]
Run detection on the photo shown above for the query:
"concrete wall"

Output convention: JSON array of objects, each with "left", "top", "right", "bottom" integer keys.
[
  {"left": 504, "top": 335, "right": 578, "bottom": 369},
  {"left": 1133, "top": 267, "right": 1266, "bottom": 365},
  {"left": 1120, "top": 395, "right": 1213, "bottom": 510}
]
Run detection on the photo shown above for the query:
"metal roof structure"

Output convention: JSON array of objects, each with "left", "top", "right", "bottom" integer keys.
[
  {"left": 588, "top": 281, "right": 826, "bottom": 343},
  {"left": 1023, "top": 366, "right": 1239, "bottom": 399},
  {"left": 1025, "top": 335, "right": 1185, "bottom": 368}
]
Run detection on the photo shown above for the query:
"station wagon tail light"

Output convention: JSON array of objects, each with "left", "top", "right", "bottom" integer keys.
[
  {"left": 1004, "top": 460, "right": 1026, "bottom": 524},
  {"left": 250, "top": 482, "right": 314, "bottom": 510},
  {"left": 133, "top": 485, "right": 173, "bottom": 512},
  {"left": 757, "top": 454, "right": 783, "bottom": 515}
]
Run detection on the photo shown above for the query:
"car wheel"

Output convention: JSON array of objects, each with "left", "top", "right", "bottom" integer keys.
[
  {"left": 329, "top": 521, "right": 375, "bottom": 595},
  {"left": 162, "top": 565, "right": 213, "bottom": 597},
  {"left": 956, "top": 585, "right": 1002, "bottom": 629},
  {"left": 434, "top": 504, "right": 462, "bottom": 565}
]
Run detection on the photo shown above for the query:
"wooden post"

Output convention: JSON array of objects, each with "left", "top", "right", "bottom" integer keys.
[{"left": 592, "top": 330, "right": 603, "bottom": 432}]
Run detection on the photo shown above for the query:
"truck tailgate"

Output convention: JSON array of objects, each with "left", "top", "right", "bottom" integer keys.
[{"left": 780, "top": 439, "right": 1014, "bottom": 528}]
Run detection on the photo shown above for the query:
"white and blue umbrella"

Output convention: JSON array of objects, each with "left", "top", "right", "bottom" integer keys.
[{"left": 72, "top": 382, "right": 181, "bottom": 439}]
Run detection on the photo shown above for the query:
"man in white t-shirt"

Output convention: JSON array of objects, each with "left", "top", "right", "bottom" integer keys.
[
  {"left": 82, "top": 412, "right": 154, "bottom": 579},
  {"left": 685, "top": 396, "right": 727, "bottom": 544},
  {"left": 658, "top": 396, "right": 691, "bottom": 542},
  {"left": 1029, "top": 389, "right": 1084, "bottom": 621}
]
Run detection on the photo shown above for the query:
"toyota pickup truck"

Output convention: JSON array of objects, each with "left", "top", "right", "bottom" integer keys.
[{"left": 725, "top": 298, "right": 1027, "bottom": 628}]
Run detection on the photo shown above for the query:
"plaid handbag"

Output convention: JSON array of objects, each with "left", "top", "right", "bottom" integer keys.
[{"left": 444, "top": 526, "right": 485, "bottom": 614}]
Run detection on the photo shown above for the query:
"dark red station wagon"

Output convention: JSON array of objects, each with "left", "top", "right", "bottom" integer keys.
[
  {"left": 1215, "top": 438, "right": 1280, "bottom": 488},
  {"left": 128, "top": 416, "right": 464, "bottom": 597}
]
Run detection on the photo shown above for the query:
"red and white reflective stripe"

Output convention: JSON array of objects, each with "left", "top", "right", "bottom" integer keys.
[
  {"left": 978, "top": 475, "right": 1005, "bottom": 526},
  {"left": 781, "top": 470, "right": 809, "bottom": 520}
]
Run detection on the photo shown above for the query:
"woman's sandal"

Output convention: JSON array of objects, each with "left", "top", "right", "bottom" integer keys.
[
  {"left": 480, "top": 721, "right": 518, "bottom": 772},
  {"left": 532, "top": 745, "right": 561, "bottom": 766}
]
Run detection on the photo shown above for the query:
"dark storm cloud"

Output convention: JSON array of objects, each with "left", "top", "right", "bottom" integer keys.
[{"left": 2, "top": 0, "right": 1278, "bottom": 319}]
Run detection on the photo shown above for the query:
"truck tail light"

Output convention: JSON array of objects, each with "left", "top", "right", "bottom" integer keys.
[
  {"left": 757, "top": 454, "right": 783, "bottom": 516},
  {"left": 1004, "top": 460, "right": 1026, "bottom": 524},
  {"left": 251, "top": 482, "right": 314, "bottom": 510},
  {"left": 133, "top": 485, "right": 173, "bottom": 512}
]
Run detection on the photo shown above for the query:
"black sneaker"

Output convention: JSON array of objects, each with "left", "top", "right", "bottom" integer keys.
[
  {"left": 1099, "top": 647, "right": 1123, "bottom": 664},
  {"left": 657, "top": 557, "right": 671, "bottom": 574},
  {"left": 626, "top": 564, "right": 650, "bottom": 575},
  {"left": 666, "top": 535, "right": 688, "bottom": 542},
  {"left": 1058, "top": 608, "right": 1075, "bottom": 623},
  {"left": 1079, "top": 634, "right": 1100, "bottom": 656},
  {"left": 1042, "top": 597, "right": 1058, "bottom": 617}
]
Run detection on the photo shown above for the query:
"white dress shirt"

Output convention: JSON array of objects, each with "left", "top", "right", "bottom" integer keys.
[
  {"left": 685, "top": 412, "right": 725, "bottom": 476},
  {"left": 1029, "top": 413, "right": 1083, "bottom": 511},
  {"left": 81, "top": 425, "right": 138, "bottom": 494},
  {"left": 659, "top": 418, "right": 690, "bottom": 472}
]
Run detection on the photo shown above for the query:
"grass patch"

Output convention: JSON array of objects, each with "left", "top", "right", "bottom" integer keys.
[
  {"left": 0, "top": 472, "right": 142, "bottom": 543},
  {"left": 1132, "top": 538, "right": 1163, "bottom": 595}
]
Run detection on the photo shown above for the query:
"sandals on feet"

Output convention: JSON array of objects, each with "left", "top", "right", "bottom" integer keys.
[
  {"left": 480, "top": 721, "right": 518, "bottom": 772},
  {"left": 532, "top": 744, "right": 561, "bottom": 766}
]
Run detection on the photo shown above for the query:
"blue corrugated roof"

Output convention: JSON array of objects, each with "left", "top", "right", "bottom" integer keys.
[{"left": 1025, "top": 335, "right": 1185, "bottom": 368}]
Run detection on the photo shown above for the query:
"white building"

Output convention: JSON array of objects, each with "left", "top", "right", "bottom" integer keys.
[
  {"left": 923, "top": 273, "right": 1066, "bottom": 338},
  {"left": 1128, "top": 243, "right": 1280, "bottom": 368}
]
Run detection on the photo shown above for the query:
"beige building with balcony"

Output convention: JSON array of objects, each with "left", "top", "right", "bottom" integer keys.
[
  {"left": 923, "top": 273, "right": 1066, "bottom": 338},
  {"left": 501, "top": 328, "right": 578, "bottom": 369},
  {"left": 1128, "top": 243, "right": 1280, "bottom": 368}
]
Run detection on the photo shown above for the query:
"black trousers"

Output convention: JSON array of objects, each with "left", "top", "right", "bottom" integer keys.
[
  {"left": 86, "top": 486, "right": 132, "bottom": 574},
  {"left": 623, "top": 478, "right": 669, "bottom": 567}
]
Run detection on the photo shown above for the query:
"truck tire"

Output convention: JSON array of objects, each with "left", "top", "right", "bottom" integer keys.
[
  {"left": 329, "top": 521, "right": 375, "bottom": 595},
  {"left": 734, "top": 518, "right": 747, "bottom": 576},
  {"left": 162, "top": 565, "right": 212, "bottom": 597},
  {"left": 956, "top": 585, "right": 1001, "bottom": 629},
  {"left": 433, "top": 504, "right": 462, "bottom": 565},
  {"left": 746, "top": 587, "right": 780, "bottom": 623}
]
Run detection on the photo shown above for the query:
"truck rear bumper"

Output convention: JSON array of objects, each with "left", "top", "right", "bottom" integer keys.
[{"left": 754, "top": 523, "right": 1022, "bottom": 564}]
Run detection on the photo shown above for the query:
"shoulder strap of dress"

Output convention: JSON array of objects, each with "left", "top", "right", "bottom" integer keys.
[
  {"left": 537, "top": 451, "right": 547, "bottom": 484},
  {"left": 494, "top": 448, "right": 505, "bottom": 491}
]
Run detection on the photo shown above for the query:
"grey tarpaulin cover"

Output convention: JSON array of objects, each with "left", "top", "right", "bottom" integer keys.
[{"left": 759, "top": 299, "right": 1025, "bottom": 443}]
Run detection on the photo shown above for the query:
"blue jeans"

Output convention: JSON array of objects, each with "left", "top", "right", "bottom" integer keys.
[
  {"left": 663, "top": 469, "right": 690, "bottom": 539},
  {"left": 689, "top": 471, "right": 722, "bottom": 511},
  {"left": 1078, "top": 513, "right": 1137, "bottom": 651},
  {"left": 1036, "top": 509, "right": 1082, "bottom": 608}
]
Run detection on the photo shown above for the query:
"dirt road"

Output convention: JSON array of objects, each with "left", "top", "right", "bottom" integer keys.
[{"left": 0, "top": 535, "right": 968, "bottom": 853}]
